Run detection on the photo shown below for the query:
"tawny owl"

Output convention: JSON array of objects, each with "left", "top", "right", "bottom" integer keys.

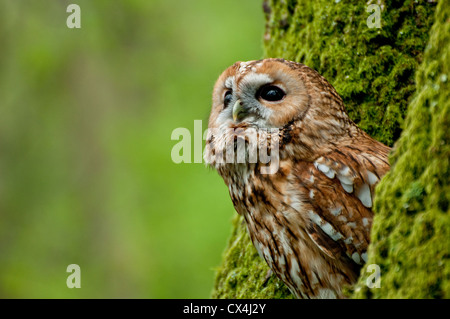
[{"left": 204, "top": 58, "right": 390, "bottom": 299}]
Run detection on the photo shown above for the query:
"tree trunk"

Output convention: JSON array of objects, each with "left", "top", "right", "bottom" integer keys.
[{"left": 211, "top": 0, "right": 448, "bottom": 298}]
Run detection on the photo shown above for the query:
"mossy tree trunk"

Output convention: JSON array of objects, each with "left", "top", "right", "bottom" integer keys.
[{"left": 211, "top": 0, "right": 448, "bottom": 299}]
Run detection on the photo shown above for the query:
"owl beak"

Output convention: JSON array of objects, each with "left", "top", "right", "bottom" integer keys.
[{"left": 232, "top": 99, "right": 248, "bottom": 122}]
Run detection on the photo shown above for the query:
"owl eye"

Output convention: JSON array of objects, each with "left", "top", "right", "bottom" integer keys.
[
  {"left": 257, "top": 85, "right": 286, "bottom": 102},
  {"left": 224, "top": 90, "right": 233, "bottom": 108}
]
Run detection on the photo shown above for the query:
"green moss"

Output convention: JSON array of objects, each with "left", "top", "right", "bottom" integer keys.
[
  {"left": 211, "top": 0, "right": 443, "bottom": 299},
  {"left": 353, "top": 0, "right": 449, "bottom": 298},
  {"left": 264, "top": 0, "right": 436, "bottom": 146},
  {"left": 212, "top": 214, "right": 294, "bottom": 298}
]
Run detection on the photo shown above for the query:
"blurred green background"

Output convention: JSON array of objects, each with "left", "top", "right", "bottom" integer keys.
[{"left": 0, "top": 0, "right": 263, "bottom": 298}]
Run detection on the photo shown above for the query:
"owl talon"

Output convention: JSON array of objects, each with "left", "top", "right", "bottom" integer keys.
[{"left": 262, "top": 269, "right": 273, "bottom": 287}]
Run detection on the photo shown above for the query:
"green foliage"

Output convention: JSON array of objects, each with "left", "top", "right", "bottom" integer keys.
[
  {"left": 0, "top": 0, "right": 263, "bottom": 298},
  {"left": 353, "top": 0, "right": 450, "bottom": 298}
]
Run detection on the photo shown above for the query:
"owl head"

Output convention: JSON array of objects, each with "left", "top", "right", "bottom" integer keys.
[{"left": 205, "top": 58, "right": 358, "bottom": 168}]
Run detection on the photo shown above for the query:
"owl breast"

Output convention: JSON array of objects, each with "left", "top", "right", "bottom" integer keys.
[{"left": 221, "top": 158, "right": 359, "bottom": 299}]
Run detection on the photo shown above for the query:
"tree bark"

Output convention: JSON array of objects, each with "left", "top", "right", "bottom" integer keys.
[{"left": 211, "top": 0, "right": 448, "bottom": 298}]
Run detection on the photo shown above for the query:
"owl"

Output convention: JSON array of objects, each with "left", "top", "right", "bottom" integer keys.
[{"left": 204, "top": 58, "right": 390, "bottom": 299}]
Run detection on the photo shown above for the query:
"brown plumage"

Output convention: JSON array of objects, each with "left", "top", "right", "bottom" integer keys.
[{"left": 204, "top": 58, "right": 390, "bottom": 298}]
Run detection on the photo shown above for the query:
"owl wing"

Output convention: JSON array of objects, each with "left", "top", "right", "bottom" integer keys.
[{"left": 293, "top": 140, "right": 390, "bottom": 266}]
